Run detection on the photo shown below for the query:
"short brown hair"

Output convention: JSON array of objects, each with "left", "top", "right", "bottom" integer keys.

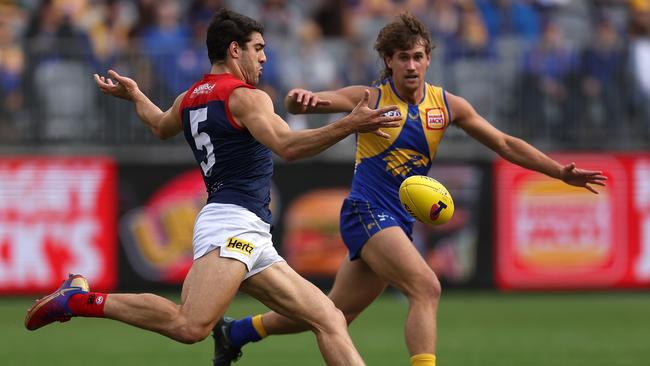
[
  {"left": 207, "top": 8, "right": 264, "bottom": 64},
  {"left": 374, "top": 13, "right": 434, "bottom": 80}
]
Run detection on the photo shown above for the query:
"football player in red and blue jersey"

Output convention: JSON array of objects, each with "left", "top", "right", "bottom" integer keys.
[{"left": 24, "top": 8, "right": 402, "bottom": 366}]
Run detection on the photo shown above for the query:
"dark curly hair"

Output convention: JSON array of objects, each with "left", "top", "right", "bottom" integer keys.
[
  {"left": 374, "top": 13, "right": 434, "bottom": 80},
  {"left": 206, "top": 8, "right": 264, "bottom": 64}
]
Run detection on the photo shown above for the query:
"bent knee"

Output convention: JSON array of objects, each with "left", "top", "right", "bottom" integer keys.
[
  {"left": 311, "top": 302, "right": 348, "bottom": 333},
  {"left": 403, "top": 272, "right": 442, "bottom": 302},
  {"left": 175, "top": 324, "right": 212, "bottom": 344}
]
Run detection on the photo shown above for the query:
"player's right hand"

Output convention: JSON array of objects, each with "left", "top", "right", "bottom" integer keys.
[
  {"left": 94, "top": 69, "right": 140, "bottom": 101},
  {"left": 286, "top": 88, "right": 331, "bottom": 112},
  {"left": 349, "top": 89, "right": 401, "bottom": 138}
]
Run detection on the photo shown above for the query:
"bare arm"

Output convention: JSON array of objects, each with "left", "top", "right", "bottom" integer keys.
[
  {"left": 232, "top": 88, "right": 400, "bottom": 162},
  {"left": 447, "top": 91, "right": 607, "bottom": 193},
  {"left": 284, "top": 86, "right": 375, "bottom": 114},
  {"left": 94, "top": 70, "right": 183, "bottom": 140}
]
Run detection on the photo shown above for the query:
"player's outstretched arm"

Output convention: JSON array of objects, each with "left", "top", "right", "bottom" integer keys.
[
  {"left": 94, "top": 69, "right": 183, "bottom": 139},
  {"left": 232, "top": 88, "right": 400, "bottom": 161},
  {"left": 447, "top": 91, "right": 607, "bottom": 193},
  {"left": 284, "top": 86, "right": 372, "bottom": 114}
]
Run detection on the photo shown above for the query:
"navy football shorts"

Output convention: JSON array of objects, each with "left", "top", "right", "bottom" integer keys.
[{"left": 339, "top": 198, "right": 413, "bottom": 260}]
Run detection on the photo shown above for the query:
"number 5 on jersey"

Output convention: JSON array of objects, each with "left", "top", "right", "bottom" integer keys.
[{"left": 190, "top": 107, "right": 216, "bottom": 176}]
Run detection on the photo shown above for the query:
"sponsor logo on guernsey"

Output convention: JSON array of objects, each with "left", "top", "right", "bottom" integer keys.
[
  {"left": 225, "top": 237, "right": 255, "bottom": 256},
  {"left": 192, "top": 83, "right": 215, "bottom": 96},
  {"left": 425, "top": 108, "right": 446, "bottom": 129}
]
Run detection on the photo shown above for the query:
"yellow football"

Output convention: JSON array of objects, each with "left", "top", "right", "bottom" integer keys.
[{"left": 399, "top": 175, "right": 454, "bottom": 225}]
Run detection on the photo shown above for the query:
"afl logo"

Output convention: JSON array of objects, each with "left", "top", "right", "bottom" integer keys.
[
  {"left": 382, "top": 110, "right": 402, "bottom": 118},
  {"left": 425, "top": 108, "right": 446, "bottom": 130}
]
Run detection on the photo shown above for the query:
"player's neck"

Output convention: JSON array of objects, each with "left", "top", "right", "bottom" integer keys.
[
  {"left": 396, "top": 85, "right": 423, "bottom": 105},
  {"left": 209, "top": 63, "right": 244, "bottom": 81},
  {"left": 392, "top": 78, "right": 424, "bottom": 105}
]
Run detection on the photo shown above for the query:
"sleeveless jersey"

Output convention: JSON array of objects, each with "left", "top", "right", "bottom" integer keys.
[
  {"left": 180, "top": 73, "right": 273, "bottom": 224},
  {"left": 349, "top": 77, "right": 452, "bottom": 225}
]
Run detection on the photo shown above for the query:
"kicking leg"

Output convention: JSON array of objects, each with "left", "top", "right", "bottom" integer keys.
[
  {"left": 241, "top": 261, "right": 366, "bottom": 366},
  {"left": 26, "top": 250, "right": 248, "bottom": 345},
  {"left": 104, "top": 250, "right": 246, "bottom": 343}
]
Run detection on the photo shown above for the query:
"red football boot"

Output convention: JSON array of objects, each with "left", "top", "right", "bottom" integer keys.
[{"left": 25, "top": 274, "right": 90, "bottom": 331}]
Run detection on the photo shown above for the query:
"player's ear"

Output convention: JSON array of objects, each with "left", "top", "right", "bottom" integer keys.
[
  {"left": 228, "top": 41, "right": 240, "bottom": 59},
  {"left": 384, "top": 56, "right": 392, "bottom": 69}
]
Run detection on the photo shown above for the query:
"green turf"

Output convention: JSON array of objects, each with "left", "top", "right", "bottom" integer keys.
[{"left": 2, "top": 291, "right": 649, "bottom": 365}]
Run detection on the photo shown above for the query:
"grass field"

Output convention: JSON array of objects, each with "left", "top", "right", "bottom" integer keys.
[{"left": 2, "top": 291, "right": 649, "bottom": 366}]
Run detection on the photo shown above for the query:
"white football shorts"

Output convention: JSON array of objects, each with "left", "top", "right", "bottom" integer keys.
[{"left": 193, "top": 203, "right": 284, "bottom": 279}]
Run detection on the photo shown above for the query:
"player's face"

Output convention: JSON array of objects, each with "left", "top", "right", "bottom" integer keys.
[
  {"left": 386, "top": 42, "right": 430, "bottom": 93},
  {"left": 240, "top": 32, "right": 266, "bottom": 85}
]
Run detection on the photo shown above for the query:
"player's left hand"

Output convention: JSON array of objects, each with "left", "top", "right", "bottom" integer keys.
[
  {"left": 94, "top": 69, "right": 140, "bottom": 101},
  {"left": 287, "top": 88, "right": 331, "bottom": 112},
  {"left": 560, "top": 162, "right": 607, "bottom": 194}
]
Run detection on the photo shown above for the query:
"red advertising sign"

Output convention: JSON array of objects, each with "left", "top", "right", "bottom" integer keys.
[
  {"left": 495, "top": 153, "right": 650, "bottom": 289},
  {"left": 0, "top": 157, "right": 117, "bottom": 294}
]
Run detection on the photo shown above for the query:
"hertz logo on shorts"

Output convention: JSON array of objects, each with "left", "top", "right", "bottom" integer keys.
[{"left": 225, "top": 237, "right": 255, "bottom": 256}]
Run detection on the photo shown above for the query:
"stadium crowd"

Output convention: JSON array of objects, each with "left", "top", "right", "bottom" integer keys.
[{"left": 0, "top": 0, "right": 649, "bottom": 151}]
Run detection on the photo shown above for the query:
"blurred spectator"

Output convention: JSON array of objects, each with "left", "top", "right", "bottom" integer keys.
[
  {"left": 348, "top": 0, "right": 395, "bottom": 44},
  {"left": 258, "top": 0, "right": 305, "bottom": 42},
  {"left": 629, "top": 0, "right": 650, "bottom": 135},
  {"left": 445, "top": 4, "right": 494, "bottom": 63},
  {"left": 313, "top": 0, "right": 351, "bottom": 37},
  {"left": 139, "top": 0, "right": 191, "bottom": 99},
  {"left": 280, "top": 19, "right": 342, "bottom": 128},
  {"left": 398, "top": 0, "right": 436, "bottom": 32},
  {"left": 577, "top": 17, "right": 629, "bottom": 139},
  {"left": 86, "top": 0, "right": 136, "bottom": 71},
  {"left": 0, "top": 0, "right": 644, "bottom": 148},
  {"left": 173, "top": 4, "right": 212, "bottom": 92},
  {"left": 0, "top": 3, "right": 23, "bottom": 139},
  {"left": 517, "top": 21, "right": 577, "bottom": 141},
  {"left": 128, "top": 0, "right": 157, "bottom": 38},
  {"left": 23, "top": 0, "right": 98, "bottom": 140},
  {"left": 23, "top": 0, "right": 95, "bottom": 72},
  {"left": 341, "top": 38, "right": 378, "bottom": 86},
  {"left": 445, "top": 4, "right": 499, "bottom": 123},
  {"left": 429, "top": 0, "right": 462, "bottom": 40},
  {"left": 280, "top": 19, "right": 341, "bottom": 93},
  {"left": 190, "top": 0, "right": 224, "bottom": 14},
  {"left": 477, "top": 0, "right": 541, "bottom": 41}
]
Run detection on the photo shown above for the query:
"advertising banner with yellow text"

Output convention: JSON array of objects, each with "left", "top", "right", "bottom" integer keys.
[{"left": 495, "top": 153, "right": 650, "bottom": 289}]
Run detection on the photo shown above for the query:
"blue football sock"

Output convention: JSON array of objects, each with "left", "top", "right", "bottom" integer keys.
[{"left": 229, "top": 316, "right": 263, "bottom": 347}]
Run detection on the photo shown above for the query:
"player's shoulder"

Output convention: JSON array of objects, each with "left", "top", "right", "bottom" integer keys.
[
  {"left": 230, "top": 87, "right": 272, "bottom": 111},
  {"left": 231, "top": 87, "right": 268, "bottom": 101},
  {"left": 441, "top": 90, "right": 474, "bottom": 122}
]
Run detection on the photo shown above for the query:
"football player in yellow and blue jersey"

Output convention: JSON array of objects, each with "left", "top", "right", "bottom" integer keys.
[{"left": 215, "top": 12, "right": 607, "bottom": 366}]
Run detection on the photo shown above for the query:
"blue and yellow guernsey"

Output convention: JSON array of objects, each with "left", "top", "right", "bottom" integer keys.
[{"left": 348, "top": 77, "right": 452, "bottom": 226}]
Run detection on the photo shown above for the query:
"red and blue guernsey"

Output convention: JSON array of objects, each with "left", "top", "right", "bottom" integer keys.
[{"left": 180, "top": 73, "right": 273, "bottom": 224}]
